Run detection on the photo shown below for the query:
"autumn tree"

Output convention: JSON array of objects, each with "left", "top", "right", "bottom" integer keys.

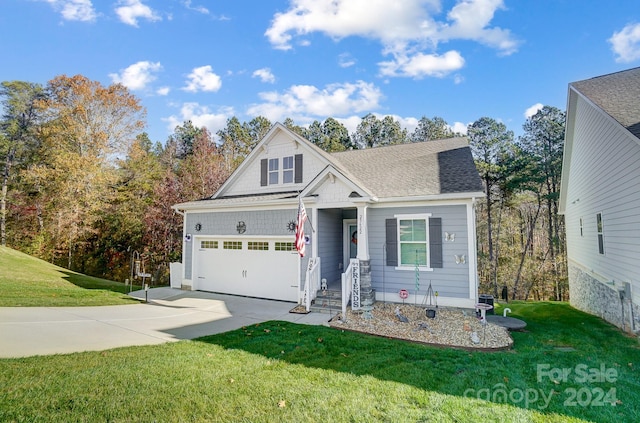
[
  {"left": 31, "top": 75, "right": 145, "bottom": 270},
  {"left": 0, "top": 81, "right": 45, "bottom": 247}
]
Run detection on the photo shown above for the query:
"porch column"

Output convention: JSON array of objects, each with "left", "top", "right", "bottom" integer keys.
[
  {"left": 356, "top": 204, "right": 375, "bottom": 306},
  {"left": 356, "top": 204, "right": 369, "bottom": 260}
]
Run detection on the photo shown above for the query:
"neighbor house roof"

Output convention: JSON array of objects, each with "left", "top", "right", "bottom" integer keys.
[
  {"left": 331, "top": 137, "right": 484, "bottom": 198},
  {"left": 570, "top": 67, "right": 640, "bottom": 139}
]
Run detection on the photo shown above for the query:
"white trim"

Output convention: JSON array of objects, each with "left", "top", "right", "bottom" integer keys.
[
  {"left": 394, "top": 213, "right": 432, "bottom": 269},
  {"left": 467, "top": 199, "right": 479, "bottom": 302},
  {"left": 376, "top": 192, "right": 485, "bottom": 204},
  {"left": 343, "top": 219, "right": 357, "bottom": 267}
]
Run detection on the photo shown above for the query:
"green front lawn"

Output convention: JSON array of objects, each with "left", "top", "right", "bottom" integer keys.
[
  {"left": 1, "top": 302, "right": 638, "bottom": 422},
  {"left": 0, "top": 246, "right": 141, "bottom": 306}
]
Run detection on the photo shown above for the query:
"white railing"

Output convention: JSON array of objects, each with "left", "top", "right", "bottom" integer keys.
[
  {"left": 341, "top": 260, "right": 354, "bottom": 317},
  {"left": 303, "top": 257, "right": 321, "bottom": 312}
]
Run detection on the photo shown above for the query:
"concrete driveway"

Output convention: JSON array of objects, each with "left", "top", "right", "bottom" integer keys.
[{"left": 0, "top": 288, "right": 332, "bottom": 358}]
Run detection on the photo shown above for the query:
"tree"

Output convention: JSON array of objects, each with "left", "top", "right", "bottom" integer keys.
[
  {"left": 31, "top": 75, "right": 145, "bottom": 270},
  {"left": 283, "top": 117, "right": 306, "bottom": 137},
  {"left": 468, "top": 117, "right": 514, "bottom": 297},
  {"left": 246, "top": 116, "right": 271, "bottom": 147},
  {"left": 0, "top": 81, "right": 45, "bottom": 246},
  {"left": 180, "top": 129, "right": 229, "bottom": 200},
  {"left": 411, "top": 116, "right": 454, "bottom": 142},
  {"left": 517, "top": 106, "right": 566, "bottom": 299},
  {"left": 353, "top": 113, "right": 408, "bottom": 148},
  {"left": 303, "top": 118, "right": 352, "bottom": 152},
  {"left": 167, "top": 120, "right": 203, "bottom": 159},
  {"left": 217, "top": 116, "right": 252, "bottom": 172}
]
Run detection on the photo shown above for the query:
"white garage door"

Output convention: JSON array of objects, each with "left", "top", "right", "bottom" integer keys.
[{"left": 193, "top": 238, "right": 300, "bottom": 302}]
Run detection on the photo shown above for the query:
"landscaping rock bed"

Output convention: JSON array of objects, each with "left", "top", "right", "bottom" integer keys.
[{"left": 329, "top": 303, "right": 513, "bottom": 350}]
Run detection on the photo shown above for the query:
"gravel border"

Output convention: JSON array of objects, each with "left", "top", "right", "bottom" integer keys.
[{"left": 329, "top": 303, "right": 514, "bottom": 351}]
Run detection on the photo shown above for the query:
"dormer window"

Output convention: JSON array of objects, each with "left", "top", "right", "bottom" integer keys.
[{"left": 261, "top": 154, "right": 303, "bottom": 186}]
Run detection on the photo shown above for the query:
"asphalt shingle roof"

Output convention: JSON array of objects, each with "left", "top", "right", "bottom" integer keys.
[
  {"left": 571, "top": 67, "right": 640, "bottom": 139},
  {"left": 331, "top": 137, "right": 484, "bottom": 198}
]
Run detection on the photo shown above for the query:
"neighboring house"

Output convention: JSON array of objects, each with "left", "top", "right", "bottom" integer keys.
[
  {"left": 559, "top": 67, "right": 640, "bottom": 333},
  {"left": 172, "top": 122, "right": 484, "bottom": 311}
]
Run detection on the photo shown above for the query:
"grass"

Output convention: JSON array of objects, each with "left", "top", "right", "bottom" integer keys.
[
  {"left": 0, "top": 246, "right": 141, "bottom": 306},
  {"left": 1, "top": 301, "right": 639, "bottom": 422}
]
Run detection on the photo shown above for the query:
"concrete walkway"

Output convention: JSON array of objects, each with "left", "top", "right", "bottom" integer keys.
[{"left": 0, "top": 288, "right": 332, "bottom": 358}]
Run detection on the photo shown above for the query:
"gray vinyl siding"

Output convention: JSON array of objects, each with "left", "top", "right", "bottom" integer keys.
[
  {"left": 564, "top": 94, "right": 640, "bottom": 294},
  {"left": 368, "top": 205, "right": 470, "bottom": 298},
  {"left": 317, "top": 209, "right": 343, "bottom": 285},
  {"left": 183, "top": 209, "right": 310, "bottom": 281}
]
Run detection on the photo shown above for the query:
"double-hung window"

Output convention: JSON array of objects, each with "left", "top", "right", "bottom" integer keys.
[
  {"left": 398, "top": 214, "right": 430, "bottom": 268},
  {"left": 268, "top": 158, "right": 279, "bottom": 185},
  {"left": 386, "top": 214, "right": 442, "bottom": 270},
  {"left": 283, "top": 156, "right": 294, "bottom": 184}
]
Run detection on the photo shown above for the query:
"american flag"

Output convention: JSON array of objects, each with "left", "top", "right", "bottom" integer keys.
[{"left": 295, "top": 197, "right": 307, "bottom": 257}]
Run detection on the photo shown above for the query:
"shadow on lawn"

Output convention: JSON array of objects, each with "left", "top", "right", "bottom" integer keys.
[
  {"left": 196, "top": 302, "right": 639, "bottom": 422},
  {"left": 60, "top": 270, "right": 142, "bottom": 298}
]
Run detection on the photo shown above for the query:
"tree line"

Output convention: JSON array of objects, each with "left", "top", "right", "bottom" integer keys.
[{"left": 1, "top": 75, "right": 566, "bottom": 300}]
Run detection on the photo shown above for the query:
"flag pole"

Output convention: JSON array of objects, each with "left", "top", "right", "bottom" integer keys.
[{"left": 298, "top": 192, "right": 315, "bottom": 233}]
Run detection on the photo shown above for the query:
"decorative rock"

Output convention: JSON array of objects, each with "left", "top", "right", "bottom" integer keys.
[
  {"left": 470, "top": 331, "right": 480, "bottom": 344},
  {"left": 331, "top": 304, "right": 513, "bottom": 349},
  {"left": 395, "top": 306, "right": 409, "bottom": 323}
]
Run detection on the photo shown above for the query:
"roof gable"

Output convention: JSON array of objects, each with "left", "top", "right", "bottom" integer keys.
[
  {"left": 213, "top": 123, "right": 338, "bottom": 199},
  {"left": 570, "top": 67, "right": 640, "bottom": 139}
]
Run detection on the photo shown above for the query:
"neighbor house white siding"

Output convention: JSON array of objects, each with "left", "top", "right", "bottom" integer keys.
[{"left": 563, "top": 92, "right": 640, "bottom": 306}]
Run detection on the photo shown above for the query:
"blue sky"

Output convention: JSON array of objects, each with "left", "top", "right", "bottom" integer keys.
[{"left": 1, "top": 0, "right": 639, "bottom": 143}]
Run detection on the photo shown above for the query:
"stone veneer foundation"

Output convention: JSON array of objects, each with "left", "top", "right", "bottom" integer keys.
[{"left": 569, "top": 263, "right": 640, "bottom": 334}]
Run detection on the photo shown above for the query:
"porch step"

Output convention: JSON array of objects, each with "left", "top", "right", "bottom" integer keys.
[{"left": 309, "top": 289, "right": 343, "bottom": 314}]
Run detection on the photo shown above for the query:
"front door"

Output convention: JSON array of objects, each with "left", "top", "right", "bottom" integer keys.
[{"left": 343, "top": 220, "right": 358, "bottom": 268}]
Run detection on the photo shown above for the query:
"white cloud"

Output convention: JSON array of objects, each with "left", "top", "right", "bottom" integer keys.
[
  {"left": 183, "top": 66, "right": 222, "bottom": 92},
  {"left": 450, "top": 121, "right": 469, "bottom": 135},
  {"left": 182, "top": 0, "right": 209, "bottom": 14},
  {"left": 108, "top": 61, "right": 162, "bottom": 90},
  {"left": 379, "top": 50, "right": 465, "bottom": 78},
  {"left": 265, "top": 0, "right": 519, "bottom": 77},
  {"left": 252, "top": 68, "right": 276, "bottom": 84},
  {"left": 42, "top": 0, "right": 97, "bottom": 22},
  {"left": 338, "top": 53, "right": 356, "bottom": 68},
  {"left": 609, "top": 23, "right": 640, "bottom": 63},
  {"left": 164, "top": 103, "right": 233, "bottom": 135},
  {"left": 115, "top": 0, "right": 161, "bottom": 27},
  {"left": 439, "top": 0, "right": 519, "bottom": 55},
  {"left": 524, "top": 103, "right": 544, "bottom": 119},
  {"left": 246, "top": 81, "right": 383, "bottom": 122},
  {"left": 156, "top": 86, "right": 170, "bottom": 96}
]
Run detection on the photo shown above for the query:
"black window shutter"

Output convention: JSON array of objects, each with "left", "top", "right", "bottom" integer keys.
[
  {"left": 260, "top": 159, "right": 268, "bottom": 186},
  {"left": 385, "top": 219, "right": 398, "bottom": 266},
  {"left": 429, "top": 217, "right": 443, "bottom": 268},
  {"left": 294, "top": 154, "right": 303, "bottom": 183}
]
